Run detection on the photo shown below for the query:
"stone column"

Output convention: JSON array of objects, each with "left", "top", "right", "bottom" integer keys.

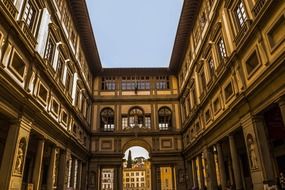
[
  {"left": 198, "top": 155, "right": 205, "bottom": 189},
  {"left": 278, "top": 99, "right": 285, "bottom": 126},
  {"left": 57, "top": 150, "right": 67, "bottom": 190},
  {"left": 217, "top": 143, "right": 227, "bottom": 189},
  {"left": 229, "top": 135, "right": 242, "bottom": 190},
  {"left": 192, "top": 159, "right": 198, "bottom": 188},
  {"left": 0, "top": 117, "right": 32, "bottom": 190},
  {"left": 32, "top": 138, "right": 45, "bottom": 190},
  {"left": 205, "top": 148, "right": 218, "bottom": 190},
  {"left": 47, "top": 146, "right": 57, "bottom": 190}
]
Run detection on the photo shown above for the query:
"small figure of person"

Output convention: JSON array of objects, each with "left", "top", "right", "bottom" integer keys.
[
  {"left": 15, "top": 141, "right": 24, "bottom": 173},
  {"left": 280, "top": 172, "right": 285, "bottom": 190},
  {"left": 247, "top": 134, "right": 258, "bottom": 169}
]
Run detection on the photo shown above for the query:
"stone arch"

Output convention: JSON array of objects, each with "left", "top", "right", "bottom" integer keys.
[{"left": 122, "top": 138, "right": 152, "bottom": 155}]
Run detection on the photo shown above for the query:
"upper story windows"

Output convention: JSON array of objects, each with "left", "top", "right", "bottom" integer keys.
[
  {"left": 99, "top": 76, "right": 172, "bottom": 91},
  {"left": 65, "top": 66, "right": 73, "bottom": 95},
  {"left": 156, "top": 76, "right": 170, "bottom": 90},
  {"left": 57, "top": 54, "right": 65, "bottom": 83},
  {"left": 22, "top": 0, "right": 37, "bottom": 30},
  {"left": 101, "top": 77, "right": 116, "bottom": 90},
  {"left": 158, "top": 107, "right": 172, "bottom": 131},
  {"left": 44, "top": 34, "right": 56, "bottom": 64},
  {"left": 217, "top": 37, "right": 227, "bottom": 60},
  {"left": 121, "top": 76, "right": 150, "bottom": 91},
  {"left": 97, "top": 106, "right": 174, "bottom": 131},
  {"left": 100, "top": 108, "right": 115, "bottom": 132},
  {"left": 235, "top": 1, "right": 248, "bottom": 28},
  {"left": 129, "top": 107, "right": 144, "bottom": 128}
]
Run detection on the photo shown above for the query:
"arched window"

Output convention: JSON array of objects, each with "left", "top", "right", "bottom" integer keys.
[
  {"left": 129, "top": 107, "right": 144, "bottom": 128},
  {"left": 158, "top": 107, "right": 172, "bottom": 131},
  {"left": 100, "top": 108, "right": 115, "bottom": 131}
]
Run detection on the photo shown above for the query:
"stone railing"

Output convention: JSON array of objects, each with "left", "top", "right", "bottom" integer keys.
[
  {"left": 17, "top": 20, "right": 37, "bottom": 48},
  {"left": 252, "top": 0, "right": 267, "bottom": 16},
  {"left": 1, "top": 0, "right": 18, "bottom": 19}
]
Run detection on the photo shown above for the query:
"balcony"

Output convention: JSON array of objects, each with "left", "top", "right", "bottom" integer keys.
[
  {"left": 17, "top": 20, "right": 37, "bottom": 48},
  {"left": 1, "top": 0, "right": 18, "bottom": 19},
  {"left": 252, "top": 0, "right": 267, "bottom": 17}
]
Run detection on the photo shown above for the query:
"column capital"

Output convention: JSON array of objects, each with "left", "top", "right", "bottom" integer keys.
[{"left": 10, "top": 115, "right": 33, "bottom": 128}]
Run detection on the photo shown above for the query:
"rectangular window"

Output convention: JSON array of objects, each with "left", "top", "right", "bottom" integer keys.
[
  {"left": 44, "top": 34, "right": 56, "bottom": 64},
  {"left": 101, "top": 77, "right": 116, "bottom": 90},
  {"left": 23, "top": 1, "right": 37, "bottom": 30},
  {"left": 65, "top": 67, "right": 73, "bottom": 95},
  {"left": 122, "top": 116, "right": 128, "bottom": 129},
  {"left": 156, "top": 76, "right": 170, "bottom": 89},
  {"left": 145, "top": 116, "right": 151, "bottom": 128},
  {"left": 121, "top": 76, "right": 150, "bottom": 90},
  {"left": 235, "top": 1, "right": 247, "bottom": 27},
  {"left": 218, "top": 37, "right": 227, "bottom": 59},
  {"left": 57, "top": 56, "right": 65, "bottom": 83},
  {"left": 75, "top": 86, "right": 81, "bottom": 109}
]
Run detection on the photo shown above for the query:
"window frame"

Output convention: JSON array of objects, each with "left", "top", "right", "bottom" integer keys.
[
  {"left": 100, "top": 108, "right": 115, "bottom": 132},
  {"left": 158, "top": 107, "right": 172, "bottom": 131},
  {"left": 44, "top": 33, "right": 56, "bottom": 65},
  {"left": 128, "top": 107, "right": 144, "bottom": 128},
  {"left": 22, "top": 0, "right": 38, "bottom": 32}
]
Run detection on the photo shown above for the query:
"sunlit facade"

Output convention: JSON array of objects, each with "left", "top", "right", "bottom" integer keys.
[{"left": 0, "top": 0, "right": 284, "bottom": 190}]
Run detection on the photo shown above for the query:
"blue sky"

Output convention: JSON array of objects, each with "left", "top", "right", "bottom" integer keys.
[{"left": 86, "top": 0, "right": 183, "bottom": 68}]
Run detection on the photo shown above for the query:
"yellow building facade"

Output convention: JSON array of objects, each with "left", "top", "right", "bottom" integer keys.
[{"left": 0, "top": 0, "right": 284, "bottom": 190}]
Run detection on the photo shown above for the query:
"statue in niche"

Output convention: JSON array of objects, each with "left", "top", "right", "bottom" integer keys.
[
  {"left": 247, "top": 134, "right": 258, "bottom": 169},
  {"left": 15, "top": 138, "right": 26, "bottom": 174}
]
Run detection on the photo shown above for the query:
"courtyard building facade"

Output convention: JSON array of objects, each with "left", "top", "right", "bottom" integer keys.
[{"left": 0, "top": 0, "right": 284, "bottom": 190}]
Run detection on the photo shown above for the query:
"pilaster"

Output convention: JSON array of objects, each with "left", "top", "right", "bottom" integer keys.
[{"left": 0, "top": 116, "right": 32, "bottom": 190}]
